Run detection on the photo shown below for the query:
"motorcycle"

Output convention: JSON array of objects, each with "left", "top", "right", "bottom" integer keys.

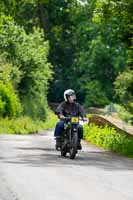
[{"left": 57, "top": 116, "right": 88, "bottom": 159}]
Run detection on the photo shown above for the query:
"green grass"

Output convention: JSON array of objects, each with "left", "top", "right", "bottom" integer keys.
[
  {"left": 83, "top": 123, "right": 133, "bottom": 157},
  {"left": 0, "top": 111, "right": 58, "bottom": 135}
]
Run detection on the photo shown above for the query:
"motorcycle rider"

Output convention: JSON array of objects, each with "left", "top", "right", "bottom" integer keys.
[{"left": 54, "top": 89, "right": 87, "bottom": 150}]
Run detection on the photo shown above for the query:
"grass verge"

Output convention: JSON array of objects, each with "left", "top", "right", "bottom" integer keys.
[
  {"left": 0, "top": 111, "right": 58, "bottom": 135},
  {"left": 83, "top": 123, "right": 133, "bottom": 157}
]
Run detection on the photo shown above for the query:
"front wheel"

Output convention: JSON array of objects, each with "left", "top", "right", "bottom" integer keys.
[
  {"left": 69, "top": 131, "right": 78, "bottom": 159},
  {"left": 61, "top": 147, "right": 67, "bottom": 157},
  {"left": 61, "top": 138, "right": 67, "bottom": 157}
]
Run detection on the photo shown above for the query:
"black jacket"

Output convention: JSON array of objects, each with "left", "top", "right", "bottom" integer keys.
[{"left": 55, "top": 101, "right": 86, "bottom": 118}]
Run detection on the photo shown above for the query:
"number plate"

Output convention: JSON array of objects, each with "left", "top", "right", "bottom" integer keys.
[{"left": 71, "top": 117, "right": 79, "bottom": 123}]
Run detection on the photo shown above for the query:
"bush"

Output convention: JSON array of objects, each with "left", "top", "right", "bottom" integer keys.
[
  {"left": 115, "top": 69, "right": 133, "bottom": 107},
  {"left": 0, "top": 111, "right": 58, "bottom": 134},
  {"left": 114, "top": 104, "right": 132, "bottom": 124},
  {"left": 0, "top": 82, "right": 22, "bottom": 117},
  {"left": 0, "top": 96, "right": 6, "bottom": 116},
  {"left": 84, "top": 123, "right": 133, "bottom": 157},
  {"left": 0, "top": 20, "right": 53, "bottom": 120}
]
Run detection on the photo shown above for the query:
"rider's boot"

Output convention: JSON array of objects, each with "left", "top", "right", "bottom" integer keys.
[
  {"left": 55, "top": 137, "right": 61, "bottom": 150},
  {"left": 77, "top": 139, "right": 82, "bottom": 150}
]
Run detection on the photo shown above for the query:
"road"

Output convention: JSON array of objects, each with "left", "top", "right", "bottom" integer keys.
[{"left": 0, "top": 130, "right": 133, "bottom": 200}]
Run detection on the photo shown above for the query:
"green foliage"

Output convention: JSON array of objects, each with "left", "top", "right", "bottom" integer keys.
[
  {"left": 0, "top": 53, "right": 22, "bottom": 88},
  {"left": 47, "top": 0, "right": 126, "bottom": 105},
  {"left": 0, "top": 19, "right": 53, "bottom": 120},
  {"left": 0, "top": 96, "right": 6, "bottom": 116},
  {"left": 115, "top": 70, "right": 133, "bottom": 112},
  {"left": 104, "top": 103, "right": 132, "bottom": 123},
  {"left": 0, "top": 111, "right": 58, "bottom": 134},
  {"left": 76, "top": 34, "right": 125, "bottom": 104},
  {"left": 84, "top": 80, "right": 109, "bottom": 107},
  {"left": 129, "top": 102, "right": 133, "bottom": 114},
  {"left": 40, "top": 111, "right": 58, "bottom": 130},
  {"left": 0, "top": 52, "right": 22, "bottom": 118},
  {"left": 93, "top": 0, "right": 133, "bottom": 45},
  {"left": 0, "top": 116, "right": 39, "bottom": 134},
  {"left": 84, "top": 123, "right": 133, "bottom": 157},
  {"left": 0, "top": 82, "right": 22, "bottom": 117},
  {"left": 93, "top": 0, "right": 133, "bottom": 109},
  {"left": 114, "top": 104, "right": 132, "bottom": 124}
]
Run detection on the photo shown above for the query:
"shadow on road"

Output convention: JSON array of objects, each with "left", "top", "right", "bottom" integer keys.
[{"left": 1, "top": 146, "right": 133, "bottom": 171}]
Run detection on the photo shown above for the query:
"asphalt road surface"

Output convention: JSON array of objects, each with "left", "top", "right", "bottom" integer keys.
[{"left": 0, "top": 130, "right": 133, "bottom": 200}]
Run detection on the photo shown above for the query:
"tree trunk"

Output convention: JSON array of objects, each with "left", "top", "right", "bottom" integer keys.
[{"left": 37, "top": 2, "right": 49, "bottom": 33}]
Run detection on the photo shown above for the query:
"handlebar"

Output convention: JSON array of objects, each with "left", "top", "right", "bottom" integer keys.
[{"left": 62, "top": 116, "right": 89, "bottom": 123}]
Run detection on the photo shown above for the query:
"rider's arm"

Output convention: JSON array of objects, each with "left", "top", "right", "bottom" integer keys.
[
  {"left": 78, "top": 103, "right": 87, "bottom": 120},
  {"left": 55, "top": 102, "right": 66, "bottom": 120},
  {"left": 58, "top": 114, "right": 66, "bottom": 120}
]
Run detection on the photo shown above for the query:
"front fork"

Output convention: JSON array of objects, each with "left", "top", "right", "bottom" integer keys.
[{"left": 69, "top": 128, "right": 78, "bottom": 147}]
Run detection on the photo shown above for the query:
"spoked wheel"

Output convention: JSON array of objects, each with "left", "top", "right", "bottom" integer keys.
[
  {"left": 69, "top": 132, "right": 78, "bottom": 159},
  {"left": 61, "top": 146, "right": 67, "bottom": 157},
  {"left": 61, "top": 139, "right": 67, "bottom": 157}
]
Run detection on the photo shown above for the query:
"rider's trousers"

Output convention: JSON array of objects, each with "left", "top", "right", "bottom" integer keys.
[{"left": 54, "top": 121, "right": 83, "bottom": 139}]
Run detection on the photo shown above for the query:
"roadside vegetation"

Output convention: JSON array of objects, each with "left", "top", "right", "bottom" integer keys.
[
  {"left": 84, "top": 123, "right": 133, "bottom": 157},
  {"left": 104, "top": 104, "right": 133, "bottom": 124},
  {"left": 0, "top": 111, "right": 58, "bottom": 135}
]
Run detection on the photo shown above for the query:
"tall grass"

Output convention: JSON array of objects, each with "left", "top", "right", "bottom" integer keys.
[
  {"left": 0, "top": 111, "right": 58, "bottom": 134},
  {"left": 84, "top": 123, "right": 133, "bottom": 157}
]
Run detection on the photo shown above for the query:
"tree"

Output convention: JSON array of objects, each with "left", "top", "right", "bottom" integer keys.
[
  {"left": 91, "top": 0, "right": 132, "bottom": 108},
  {"left": 0, "top": 19, "right": 52, "bottom": 119}
]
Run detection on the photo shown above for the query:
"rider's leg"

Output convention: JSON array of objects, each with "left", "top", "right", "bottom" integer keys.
[
  {"left": 54, "top": 121, "right": 64, "bottom": 147},
  {"left": 77, "top": 124, "right": 83, "bottom": 150},
  {"left": 77, "top": 124, "right": 83, "bottom": 139}
]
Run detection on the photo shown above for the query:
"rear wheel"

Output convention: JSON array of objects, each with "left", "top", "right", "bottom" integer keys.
[{"left": 69, "top": 131, "right": 78, "bottom": 159}]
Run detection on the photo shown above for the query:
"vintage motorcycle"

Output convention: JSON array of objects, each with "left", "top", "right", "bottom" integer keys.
[{"left": 57, "top": 116, "right": 87, "bottom": 159}]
